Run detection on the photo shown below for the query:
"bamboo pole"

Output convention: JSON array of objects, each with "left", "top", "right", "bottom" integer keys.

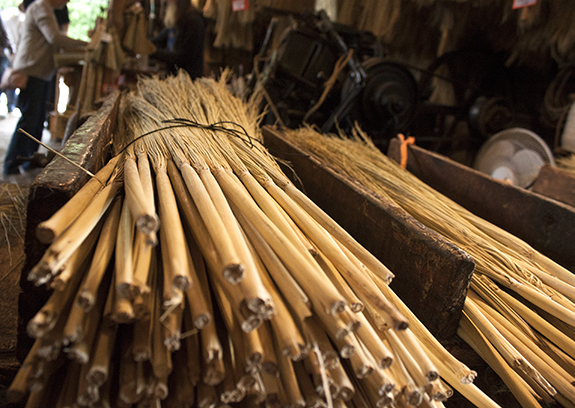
[
  {"left": 36, "top": 155, "right": 120, "bottom": 244},
  {"left": 153, "top": 154, "right": 192, "bottom": 292},
  {"left": 77, "top": 196, "right": 122, "bottom": 311},
  {"left": 206, "top": 167, "right": 273, "bottom": 315},
  {"left": 115, "top": 197, "right": 137, "bottom": 299},
  {"left": 458, "top": 312, "right": 544, "bottom": 408},
  {"left": 264, "top": 178, "right": 406, "bottom": 329},
  {"left": 177, "top": 160, "right": 245, "bottom": 283},
  {"left": 214, "top": 168, "right": 346, "bottom": 316},
  {"left": 30, "top": 180, "right": 121, "bottom": 283},
  {"left": 464, "top": 297, "right": 555, "bottom": 396},
  {"left": 123, "top": 148, "right": 159, "bottom": 237},
  {"left": 236, "top": 208, "right": 311, "bottom": 322}
]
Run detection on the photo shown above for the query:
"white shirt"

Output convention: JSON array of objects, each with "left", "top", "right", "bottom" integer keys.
[
  {"left": 1, "top": 7, "right": 25, "bottom": 58},
  {"left": 12, "top": 0, "right": 86, "bottom": 81}
]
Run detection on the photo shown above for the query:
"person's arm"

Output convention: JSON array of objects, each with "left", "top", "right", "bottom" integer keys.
[{"left": 33, "top": 3, "right": 86, "bottom": 49}]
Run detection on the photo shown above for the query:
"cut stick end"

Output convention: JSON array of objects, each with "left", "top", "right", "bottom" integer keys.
[
  {"left": 261, "top": 361, "right": 279, "bottom": 376},
  {"left": 347, "top": 320, "right": 361, "bottom": 333},
  {"left": 136, "top": 213, "right": 160, "bottom": 235},
  {"left": 241, "top": 315, "right": 262, "bottom": 333},
  {"left": 164, "top": 333, "right": 182, "bottom": 351},
  {"left": 110, "top": 310, "right": 135, "bottom": 324},
  {"left": 87, "top": 369, "right": 107, "bottom": 387},
  {"left": 194, "top": 314, "right": 212, "bottom": 330},
  {"left": 223, "top": 263, "right": 245, "bottom": 284},
  {"left": 66, "top": 347, "right": 89, "bottom": 364},
  {"left": 380, "top": 356, "right": 393, "bottom": 369},
  {"left": 340, "top": 344, "right": 355, "bottom": 358},
  {"left": 117, "top": 282, "right": 139, "bottom": 300},
  {"left": 35, "top": 225, "right": 56, "bottom": 244},
  {"left": 461, "top": 370, "right": 477, "bottom": 385},
  {"left": 50, "top": 278, "right": 67, "bottom": 291},
  {"left": 173, "top": 275, "right": 191, "bottom": 292},
  {"left": 381, "top": 383, "right": 395, "bottom": 395},
  {"left": 77, "top": 291, "right": 95, "bottom": 311},
  {"left": 335, "top": 327, "right": 349, "bottom": 340},
  {"left": 355, "top": 365, "right": 373, "bottom": 379},
  {"left": 350, "top": 303, "right": 365, "bottom": 313},
  {"left": 406, "top": 390, "right": 423, "bottom": 406},
  {"left": 330, "top": 300, "right": 347, "bottom": 315},
  {"left": 394, "top": 320, "right": 409, "bottom": 331},
  {"left": 282, "top": 344, "right": 303, "bottom": 361},
  {"left": 426, "top": 371, "right": 440, "bottom": 383}
]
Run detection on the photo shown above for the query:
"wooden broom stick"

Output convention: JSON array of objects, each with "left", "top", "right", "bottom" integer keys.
[{"left": 36, "top": 155, "right": 120, "bottom": 244}]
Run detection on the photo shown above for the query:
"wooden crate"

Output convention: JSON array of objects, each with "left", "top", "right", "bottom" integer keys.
[{"left": 387, "top": 138, "right": 575, "bottom": 273}]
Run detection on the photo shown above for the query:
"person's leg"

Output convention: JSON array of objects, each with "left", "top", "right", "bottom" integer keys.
[
  {"left": 0, "top": 55, "right": 8, "bottom": 117},
  {"left": 3, "top": 77, "right": 49, "bottom": 175},
  {"left": 5, "top": 88, "right": 16, "bottom": 113},
  {"left": 0, "top": 57, "right": 18, "bottom": 113}
]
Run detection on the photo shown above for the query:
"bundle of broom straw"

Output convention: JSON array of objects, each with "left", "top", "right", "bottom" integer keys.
[
  {"left": 280, "top": 125, "right": 575, "bottom": 407},
  {"left": 8, "top": 71, "right": 497, "bottom": 407}
]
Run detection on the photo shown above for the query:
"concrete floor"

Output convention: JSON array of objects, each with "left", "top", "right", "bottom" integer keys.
[{"left": 0, "top": 109, "right": 59, "bottom": 185}]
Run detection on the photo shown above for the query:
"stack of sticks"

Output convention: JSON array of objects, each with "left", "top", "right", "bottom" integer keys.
[
  {"left": 8, "top": 71, "right": 496, "bottom": 408},
  {"left": 280, "top": 125, "right": 575, "bottom": 407}
]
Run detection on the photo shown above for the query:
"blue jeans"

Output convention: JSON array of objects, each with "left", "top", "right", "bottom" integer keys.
[
  {"left": 0, "top": 55, "right": 16, "bottom": 113},
  {"left": 3, "top": 76, "right": 50, "bottom": 175}
]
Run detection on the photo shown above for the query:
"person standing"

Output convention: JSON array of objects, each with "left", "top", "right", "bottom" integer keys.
[
  {"left": 151, "top": 0, "right": 205, "bottom": 79},
  {"left": 24, "top": 0, "right": 70, "bottom": 121},
  {"left": 1, "top": 5, "right": 25, "bottom": 114},
  {"left": 0, "top": 15, "right": 14, "bottom": 116},
  {"left": 3, "top": 0, "right": 86, "bottom": 175}
]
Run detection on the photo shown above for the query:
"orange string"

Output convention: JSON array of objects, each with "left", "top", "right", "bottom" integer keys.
[{"left": 397, "top": 133, "right": 415, "bottom": 169}]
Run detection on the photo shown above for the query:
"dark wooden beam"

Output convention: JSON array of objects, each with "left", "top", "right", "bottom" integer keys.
[
  {"left": 532, "top": 165, "right": 575, "bottom": 209},
  {"left": 262, "top": 126, "right": 475, "bottom": 340}
]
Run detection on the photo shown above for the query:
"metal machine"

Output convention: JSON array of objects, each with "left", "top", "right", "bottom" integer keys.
[
  {"left": 255, "top": 11, "right": 419, "bottom": 147},
  {"left": 253, "top": 11, "right": 517, "bottom": 154}
]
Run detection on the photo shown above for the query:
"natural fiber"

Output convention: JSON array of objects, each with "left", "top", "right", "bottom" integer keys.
[
  {"left": 279, "top": 124, "right": 575, "bottom": 406},
  {"left": 8, "top": 70, "right": 493, "bottom": 407}
]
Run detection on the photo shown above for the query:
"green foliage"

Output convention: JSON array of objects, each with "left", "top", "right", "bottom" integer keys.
[
  {"left": 0, "top": 0, "right": 22, "bottom": 8},
  {"left": 0, "top": 0, "right": 108, "bottom": 42},
  {"left": 68, "top": 0, "right": 108, "bottom": 41}
]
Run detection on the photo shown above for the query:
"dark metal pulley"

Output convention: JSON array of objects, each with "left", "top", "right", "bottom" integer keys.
[{"left": 341, "top": 58, "right": 419, "bottom": 138}]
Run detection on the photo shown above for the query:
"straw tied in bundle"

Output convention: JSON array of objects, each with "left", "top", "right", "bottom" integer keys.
[
  {"left": 10, "top": 71, "right": 473, "bottom": 408},
  {"left": 280, "top": 125, "right": 575, "bottom": 408}
]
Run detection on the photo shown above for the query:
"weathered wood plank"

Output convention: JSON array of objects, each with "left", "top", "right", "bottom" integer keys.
[
  {"left": 532, "top": 165, "right": 575, "bottom": 209},
  {"left": 262, "top": 126, "right": 475, "bottom": 339}
]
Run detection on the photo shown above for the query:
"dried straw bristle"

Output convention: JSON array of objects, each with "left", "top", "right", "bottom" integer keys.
[
  {"left": 279, "top": 124, "right": 575, "bottom": 407},
  {"left": 9, "top": 70, "right": 492, "bottom": 408}
]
